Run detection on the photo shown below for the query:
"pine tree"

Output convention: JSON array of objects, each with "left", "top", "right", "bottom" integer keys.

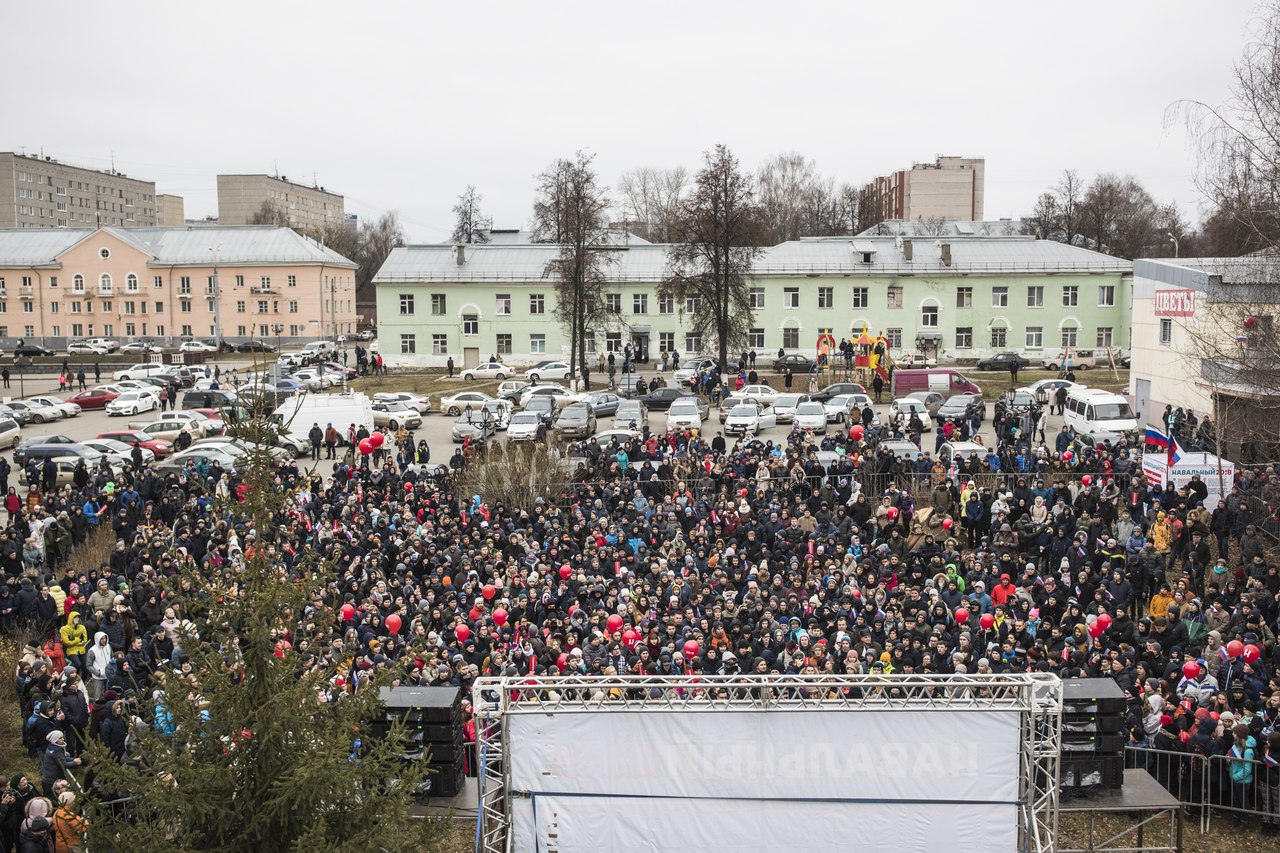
[{"left": 82, "top": 418, "right": 447, "bottom": 853}]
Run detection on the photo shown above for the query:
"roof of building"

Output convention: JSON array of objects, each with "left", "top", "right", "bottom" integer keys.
[
  {"left": 856, "top": 220, "right": 1023, "bottom": 237},
  {"left": 0, "top": 226, "right": 356, "bottom": 268},
  {"left": 474, "top": 229, "right": 650, "bottom": 246},
  {"left": 374, "top": 235, "right": 1130, "bottom": 283}
]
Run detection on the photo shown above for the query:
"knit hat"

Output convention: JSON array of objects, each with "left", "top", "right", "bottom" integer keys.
[{"left": 46, "top": 730, "right": 64, "bottom": 744}]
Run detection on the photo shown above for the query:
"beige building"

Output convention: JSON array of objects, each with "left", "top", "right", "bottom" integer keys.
[
  {"left": 862, "top": 156, "right": 985, "bottom": 224},
  {"left": 0, "top": 226, "right": 357, "bottom": 347},
  {"left": 156, "top": 194, "right": 186, "bottom": 227},
  {"left": 217, "top": 174, "right": 345, "bottom": 232},
  {"left": 0, "top": 152, "right": 162, "bottom": 229}
]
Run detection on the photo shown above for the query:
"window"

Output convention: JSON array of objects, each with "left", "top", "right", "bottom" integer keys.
[
  {"left": 684, "top": 333, "right": 702, "bottom": 353},
  {"left": 287, "top": 275, "right": 297, "bottom": 287},
  {"left": 659, "top": 294, "right": 674, "bottom": 314},
  {"left": 71, "top": 324, "right": 82, "bottom": 337},
  {"left": 153, "top": 276, "right": 162, "bottom": 288},
  {"left": 433, "top": 334, "right": 450, "bottom": 354},
  {"left": 24, "top": 325, "right": 34, "bottom": 337},
  {"left": 1027, "top": 286, "right": 1044, "bottom": 308},
  {"left": 236, "top": 301, "right": 246, "bottom": 313},
  {"left": 783, "top": 287, "right": 800, "bottom": 309},
  {"left": 685, "top": 295, "right": 701, "bottom": 314},
  {"left": 921, "top": 304, "right": 939, "bottom": 327},
  {"left": 817, "top": 287, "right": 834, "bottom": 309},
  {"left": 605, "top": 293, "right": 621, "bottom": 313},
  {"left": 70, "top": 302, "right": 81, "bottom": 314},
  {"left": 49, "top": 302, "right": 59, "bottom": 314},
  {"left": 124, "top": 274, "right": 137, "bottom": 292},
  {"left": 260, "top": 276, "right": 271, "bottom": 290},
  {"left": 748, "top": 328, "right": 765, "bottom": 348},
  {"left": 72, "top": 275, "right": 84, "bottom": 292},
  {"left": 530, "top": 334, "right": 546, "bottom": 354},
  {"left": 782, "top": 327, "right": 799, "bottom": 349},
  {"left": 1062, "top": 285, "right": 1078, "bottom": 307},
  {"left": 124, "top": 323, "right": 135, "bottom": 336},
  {"left": 22, "top": 303, "right": 32, "bottom": 314},
  {"left": 956, "top": 287, "right": 973, "bottom": 308},
  {"left": 401, "top": 334, "right": 418, "bottom": 354},
  {"left": 257, "top": 300, "right": 268, "bottom": 314},
  {"left": 1098, "top": 285, "right": 1116, "bottom": 307},
  {"left": 1096, "top": 327, "right": 1113, "bottom": 348},
  {"left": 496, "top": 333, "right": 512, "bottom": 355},
  {"left": 659, "top": 332, "right": 675, "bottom": 352},
  {"left": 124, "top": 302, "right": 135, "bottom": 315},
  {"left": 1061, "top": 326, "right": 1078, "bottom": 347},
  {"left": 288, "top": 301, "right": 298, "bottom": 313},
  {"left": 180, "top": 301, "right": 191, "bottom": 313},
  {"left": 99, "top": 247, "right": 110, "bottom": 259},
  {"left": 235, "top": 275, "right": 245, "bottom": 288},
  {"left": 955, "top": 327, "right": 973, "bottom": 348},
  {"left": 100, "top": 301, "right": 111, "bottom": 312},
  {"left": 583, "top": 333, "right": 595, "bottom": 353},
  {"left": 463, "top": 315, "right": 478, "bottom": 335},
  {"left": 992, "top": 286, "right": 1008, "bottom": 308},
  {"left": 99, "top": 273, "right": 112, "bottom": 293},
  {"left": 529, "top": 294, "right": 545, "bottom": 315},
  {"left": 887, "top": 286, "right": 903, "bottom": 308},
  {"left": 886, "top": 329, "right": 903, "bottom": 349},
  {"left": 496, "top": 294, "right": 511, "bottom": 315},
  {"left": 180, "top": 325, "right": 192, "bottom": 336},
  {"left": 178, "top": 276, "right": 191, "bottom": 295},
  {"left": 1159, "top": 318, "right": 1173, "bottom": 346},
  {"left": 154, "top": 301, "right": 163, "bottom": 314},
  {"left": 1025, "top": 326, "right": 1044, "bottom": 348},
  {"left": 49, "top": 276, "right": 58, "bottom": 288},
  {"left": 632, "top": 293, "right": 648, "bottom": 314},
  {"left": 431, "top": 294, "right": 447, "bottom": 315},
  {"left": 605, "top": 332, "right": 622, "bottom": 352},
  {"left": 990, "top": 326, "right": 1007, "bottom": 348},
  {"left": 399, "top": 294, "right": 415, "bottom": 315},
  {"left": 851, "top": 287, "right": 869, "bottom": 308},
  {"left": 749, "top": 288, "right": 765, "bottom": 309}
]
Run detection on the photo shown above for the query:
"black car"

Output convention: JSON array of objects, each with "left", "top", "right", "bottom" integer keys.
[
  {"left": 236, "top": 340, "right": 278, "bottom": 353},
  {"left": 810, "top": 381, "right": 867, "bottom": 402},
  {"left": 12, "top": 344, "right": 55, "bottom": 357},
  {"left": 772, "top": 354, "right": 815, "bottom": 373},
  {"left": 976, "top": 352, "right": 1033, "bottom": 371},
  {"left": 995, "top": 388, "right": 1036, "bottom": 420},
  {"left": 640, "top": 387, "right": 693, "bottom": 411}
]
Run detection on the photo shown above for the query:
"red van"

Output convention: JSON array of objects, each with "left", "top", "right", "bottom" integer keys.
[{"left": 890, "top": 368, "right": 981, "bottom": 397}]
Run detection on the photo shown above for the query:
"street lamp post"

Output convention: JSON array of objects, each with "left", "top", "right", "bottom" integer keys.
[
  {"left": 1167, "top": 232, "right": 1179, "bottom": 258},
  {"left": 209, "top": 244, "right": 223, "bottom": 349}
]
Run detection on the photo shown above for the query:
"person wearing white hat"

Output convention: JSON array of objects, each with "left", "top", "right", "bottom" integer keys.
[{"left": 39, "top": 729, "right": 81, "bottom": 797}]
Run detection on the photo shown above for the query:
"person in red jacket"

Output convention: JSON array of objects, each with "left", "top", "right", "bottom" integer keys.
[{"left": 991, "top": 573, "right": 1017, "bottom": 608}]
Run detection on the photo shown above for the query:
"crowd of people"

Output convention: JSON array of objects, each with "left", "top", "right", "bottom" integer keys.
[{"left": 3, "top": 365, "right": 1280, "bottom": 847}]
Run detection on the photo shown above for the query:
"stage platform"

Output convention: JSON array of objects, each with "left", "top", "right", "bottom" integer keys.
[
  {"left": 413, "top": 775, "right": 480, "bottom": 819},
  {"left": 1058, "top": 769, "right": 1182, "bottom": 852}
]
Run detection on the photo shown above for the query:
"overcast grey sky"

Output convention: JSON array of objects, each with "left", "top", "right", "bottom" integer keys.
[{"left": 0, "top": 1, "right": 1261, "bottom": 242}]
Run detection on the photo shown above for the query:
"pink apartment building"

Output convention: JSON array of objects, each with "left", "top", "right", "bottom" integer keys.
[{"left": 0, "top": 226, "right": 357, "bottom": 346}]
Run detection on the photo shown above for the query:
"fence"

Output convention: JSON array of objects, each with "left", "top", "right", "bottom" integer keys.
[{"left": 1126, "top": 744, "right": 1280, "bottom": 834}]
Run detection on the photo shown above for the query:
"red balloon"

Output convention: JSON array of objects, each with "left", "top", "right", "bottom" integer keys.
[
  {"left": 493, "top": 608, "right": 508, "bottom": 627},
  {"left": 954, "top": 608, "right": 969, "bottom": 624},
  {"left": 942, "top": 518, "right": 953, "bottom": 530},
  {"left": 559, "top": 565, "right": 572, "bottom": 580},
  {"left": 849, "top": 424, "right": 865, "bottom": 441},
  {"left": 1244, "top": 315, "right": 1258, "bottom": 330},
  {"left": 979, "top": 613, "right": 994, "bottom": 630},
  {"left": 1062, "top": 450, "right": 1074, "bottom": 462},
  {"left": 1226, "top": 640, "right": 1245, "bottom": 659},
  {"left": 1182, "top": 660, "right": 1201, "bottom": 680},
  {"left": 682, "top": 640, "right": 699, "bottom": 658},
  {"left": 568, "top": 604, "right": 580, "bottom": 616},
  {"left": 1096, "top": 613, "right": 1112, "bottom": 631},
  {"left": 1081, "top": 475, "right": 1092, "bottom": 487},
  {"left": 385, "top": 613, "right": 402, "bottom": 634},
  {"left": 1242, "top": 644, "right": 1261, "bottom": 664},
  {"left": 622, "top": 629, "right": 639, "bottom": 648},
  {"left": 1088, "top": 621, "right": 1105, "bottom": 639},
  {"left": 556, "top": 653, "right": 568, "bottom": 672},
  {"left": 482, "top": 584, "right": 496, "bottom": 600},
  {"left": 358, "top": 438, "right": 373, "bottom": 455},
  {"left": 455, "top": 624, "right": 471, "bottom": 643},
  {"left": 369, "top": 432, "right": 385, "bottom": 448},
  {"left": 887, "top": 507, "right": 899, "bottom": 520},
  {"left": 606, "top": 614, "right": 624, "bottom": 634},
  {"left": 340, "top": 603, "right": 355, "bottom": 621}
]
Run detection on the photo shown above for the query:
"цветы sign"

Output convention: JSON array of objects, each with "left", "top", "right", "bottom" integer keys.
[{"left": 1154, "top": 289, "right": 1196, "bottom": 316}]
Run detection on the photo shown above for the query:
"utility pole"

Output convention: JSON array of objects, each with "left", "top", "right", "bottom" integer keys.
[{"left": 209, "top": 244, "right": 223, "bottom": 348}]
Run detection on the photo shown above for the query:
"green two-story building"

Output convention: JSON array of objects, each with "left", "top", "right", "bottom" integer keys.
[{"left": 373, "top": 234, "right": 1131, "bottom": 370}]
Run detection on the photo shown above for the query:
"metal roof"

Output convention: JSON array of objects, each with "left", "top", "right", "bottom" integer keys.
[
  {"left": 857, "top": 219, "right": 1025, "bottom": 237},
  {"left": 0, "top": 226, "right": 356, "bottom": 268}
]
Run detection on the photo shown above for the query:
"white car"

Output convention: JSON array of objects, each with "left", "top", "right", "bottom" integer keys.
[
  {"left": 461, "top": 362, "right": 510, "bottom": 381},
  {"left": 67, "top": 341, "right": 109, "bottom": 355},
  {"left": 372, "top": 392, "right": 432, "bottom": 414},
  {"left": 822, "top": 394, "right": 859, "bottom": 424},
  {"left": 519, "top": 385, "right": 582, "bottom": 408},
  {"left": 739, "top": 384, "right": 781, "bottom": 407},
  {"left": 481, "top": 399, "right": 513, "bottom": 430},
  {"left": 111, "top": 381, "right": 164, "bottom": 399},
  {"left": 114, "top": 363, "right": 169, "bottom": 381},
  {"left": 440, "top": 391, "right": 497, "bottom": 417},
  {"left": 106, "top": 391, "right": 160, "bottom": 417},
  {"left": 592, "top": 428, "right": 641, "bottom": 447},
  {"left": 128, "top": 410, "right": 219, "bottom": 438},
  {"left": 6, "top": 399, "right": 64, "bottom": 424},
  {"left": 27, "top": 396, "right": 81, "bottom": 418},
  {"left": 724, "top": 403, "right": 776, "bottom": 436},
  {"left": 371, "top": 401, "right": 423, "bottom": 430},
  {"left": 119, "top": 340, "right": 163, "bottom": 355},
  {"left": 889, "top": 398, "right": 932, "bottom": 431},
  {"left": 286, "top": 370, "right": 324, "bottom": 392},
  {"left": 85, "top": 337, "right": 120, "bottom": 353},
  {"left": 179, "top": 340, "right": 219, "bottom": 353},
  {"left": 81, "top": 438, "right": 155, "bottom": 466},
  {"left": 666, "top": 398, "right": 704, "bottom": 430},
  {"left": 770, "top": 393, "right": 810, "bottom": 423},
  {"left": 792, "top": 401, "right": 828, "bottom": 433},
  {"left": 672, "top": 357, "right": 717, "bottom": 384},
  {"left": 524, "top": 361, "right": 572, "bottom": 382},
  {"left": 506, "top": 411, "right": 546, "bottom": 442}
]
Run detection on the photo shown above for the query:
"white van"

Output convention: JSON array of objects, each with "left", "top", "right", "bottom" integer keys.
[
  {"left": 270, "top": 391, "right": 376, "bottom": 448},
  {"left": 303, "top": 341, "right": 337, "bottom": 358},
  {"left": 1063, "top": 388, "right": 1137, "bottom": 442},
  {"left": 1042, "top": 349, "right": 1100, "bottom": 370},
  {"left": 0, "top": 415, "right": 20, "bottom": 449}
]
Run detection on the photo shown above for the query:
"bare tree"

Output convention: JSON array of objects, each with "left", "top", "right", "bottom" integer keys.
[
  {"left": 618, "top": 167, "right": 687, "bottom": 242},
  {"left": 661, "top": 144, "right": 765, "bottom": 373},
  {"left": 757, "top": 152, "right": 820, "bottom": 242},
  {"left": 531, "top": 151, "right": 618, "bottom": 384},
  {"left": 451, "top": 185, "right": 492, "bottom": 244},
  {"left": 249, "top": 200, "right": 290, "bottom": 227},
  {"left": 353, "top": 212, "right": 406, "bottom": 298}
]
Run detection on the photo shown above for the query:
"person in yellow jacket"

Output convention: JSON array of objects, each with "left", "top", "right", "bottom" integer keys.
[
  {"left": 59, "top": 612, "right": 88, "bottom": 674},
  {"left": 1150, "top": 512, "right": 1173, "bottom": 575}
]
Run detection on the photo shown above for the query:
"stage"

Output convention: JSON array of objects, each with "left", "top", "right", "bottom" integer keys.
[{"left": 1058, "top": 769, "right": 1182, "bottom": 852}]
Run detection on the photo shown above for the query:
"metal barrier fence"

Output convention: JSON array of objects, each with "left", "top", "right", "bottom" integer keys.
[
  {"left": 1126, "top": 744, "right": 1280, "bottom": 834},
  {"left": 855, "top": 469, "right": 1140, "bottom": 499}
]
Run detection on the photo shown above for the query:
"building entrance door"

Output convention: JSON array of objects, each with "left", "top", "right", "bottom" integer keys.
[
  {"left": 1133, "top": 378, "right": 1151, "bottom": 426},
  {"left": 463, "top": 348, "right": 480, "bottom": 369}
]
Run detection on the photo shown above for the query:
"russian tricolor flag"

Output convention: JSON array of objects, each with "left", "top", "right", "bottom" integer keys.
[{"left": 1144, "top": 425, "right": 1169, "bottom": 451}]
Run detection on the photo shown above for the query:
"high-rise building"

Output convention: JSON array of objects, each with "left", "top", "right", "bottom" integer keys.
[
  {"left": 861, "top": 156, "right": 985, "bottom": 226},
  {"left": 0, "top": 152, "right": 164, "bottom": 229},
  {"left": 217, "top": 174, "right": 345, "bottom": 232},
  {"left": 155, "top": 194, "right": 186, "bottom": 227}
]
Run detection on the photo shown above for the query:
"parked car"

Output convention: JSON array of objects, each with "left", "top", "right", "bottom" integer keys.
[
  {"left": 821, "top": 394, "right": 859, "bottom": 424},
  {"left": 772, "top": 354, "right": 815, "bottom": 373},
  {"left": 1041, "top": 349, "right": 1099, "bottom": 371},
  {"left": 718, "top": 395, "right": 745, "bottom": 422},
  {"left": 724, "top": 403, "right": 776, "bottom": 436},
  {"left": 506, "top": 411, "right": 547, "bottom": 442},
  {"left": 371, "top": 401, "right": 423, "bottom": 430},
  {"left": 12, "top": 344, "right": 55, "bottom": 357},
  {"left": 67, "top": 341, "right": 110, "bottom": 355},
  {"left": 460, "top": 362, "right": 510, "bottom": 381},
  {"left": 155, "top": 445, "right": 242, "bottom": 475},
  {"left": 97, "top": 430, "right": 175, "bottom": 458},
  {"left": 975, "top": 352, "right": 1033, "bottom": 371},
  {"left": 120, "top": 340, "right": 163, "bottom": 354},
  {"left": 371, "top": 392, "right": 432, "bottom": 414},
  {"left": 16, "top": 443, "right": 104, "bottom": 470},
  {"left": 127, "top": 410, "right": 219, "bottom": 438},
  {"left": 582, "top": 392, "right": 621, "bottom": 417},
  {"left": 106, "top": 391, "right": 161, "bottom": 417},
  {"left": 6, "top": 399, "right": 64, "bottom": 424},
  {"left": 14, "top": 434, "right": 79, "bottom": 466},
  {"left": 85, "top": 337, "right": 120, "bottom": 352},
  {"left": 0, "top": 417, "right": 19, "bottom": 449},
  {"left": 0, "top": 403, "right": 31, "bottom": 426},
  {"left": 552, "top": 403, "right": 597, "bottom": 439},
  {"left": 179, "top": 340, "right": 219, "bottom": 353},
  {"left": 738, "top": 384, "right": 781, "bottom": 407},
  {"left": 20, "top": 456, "right": 121, "bottom": 487},
  {"left": 236, "top": 340, "right": 278, "bottom": 352},
  {"left": 792, "top": 401, "right": 828, "bottom": 433},
  {"left": 80, "top": 438, "right": 156, "bottom": 467},
  {"left": 994, "top": 388, "right": 1036, "bottom": 420},
  {"left": 591, "top": 429, "right": 641, "bottom": 448},
  {"left": 904, "top": 390, "right": 946, "bottom": 417},
  {"left": 613, "top": 398, "right": 647, "bottom": 428},
  {"left": 64, "top": 388, "right": 115, "bottom": 411},
  {"left": 809, "top": 382, "right": 866, "bottom": 403},
  {"left": 481, "top": 400, "right": 512, "bottom": 430},
  {"left": 524, "top": 361, "right": 572, "bottom": 382},
  {"left": 666, "top": 398, "right": 706, "bottom": 430},
  {"left": 770, "top": 393, "right": 810, "bottom": 423},
  {"left": 895, "top": 352, "right": 935, "bottom": 369},
  {"left": 451, "top": 409, "right": 496, "bottom": 442},
  {"left": 26, "top": 396, "right": 81, "bottom": 418},
  {"left": 889, "top": 398, "right": 933, "bottom": 430},
  {"left": 519, "top": 386, "right": 581, "bottom": 409},
  {"left": 114, "top": 363, "right": 169, "bottom": 381},
  {"left": 497, "top": 380, "right": 531, "bottom": 402},
  {"left": 639, "top": 387, "right": 691, "bottom": 411},
  {"left": 936, "top": 392, "right": 985, "bottom": 424},
  {"left": 672, "top": 358, "right": 717, "bottom": 383},
  {"left": 521, "top": 395, "right": 559, "bottom": 426},
  {"left": 439, "top": 391, "right": 496, "bottom": 417}
]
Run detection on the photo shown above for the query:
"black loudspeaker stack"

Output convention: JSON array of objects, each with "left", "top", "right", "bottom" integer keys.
[
  {"left": 1059, "top": 677, "right": 1126, "bottom": 796},
  {"left": 376, "top": 686, "right": 466, "bottom": 798}
]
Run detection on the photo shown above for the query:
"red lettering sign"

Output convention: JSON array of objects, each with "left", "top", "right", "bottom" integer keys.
[{"left": 1154, "top": 289, "right": 1195, "bottom": 316}]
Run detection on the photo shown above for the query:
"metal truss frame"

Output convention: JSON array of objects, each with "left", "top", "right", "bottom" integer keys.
[{"left": 474, "top": 673, "right": 1062, "bottom": 853}]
